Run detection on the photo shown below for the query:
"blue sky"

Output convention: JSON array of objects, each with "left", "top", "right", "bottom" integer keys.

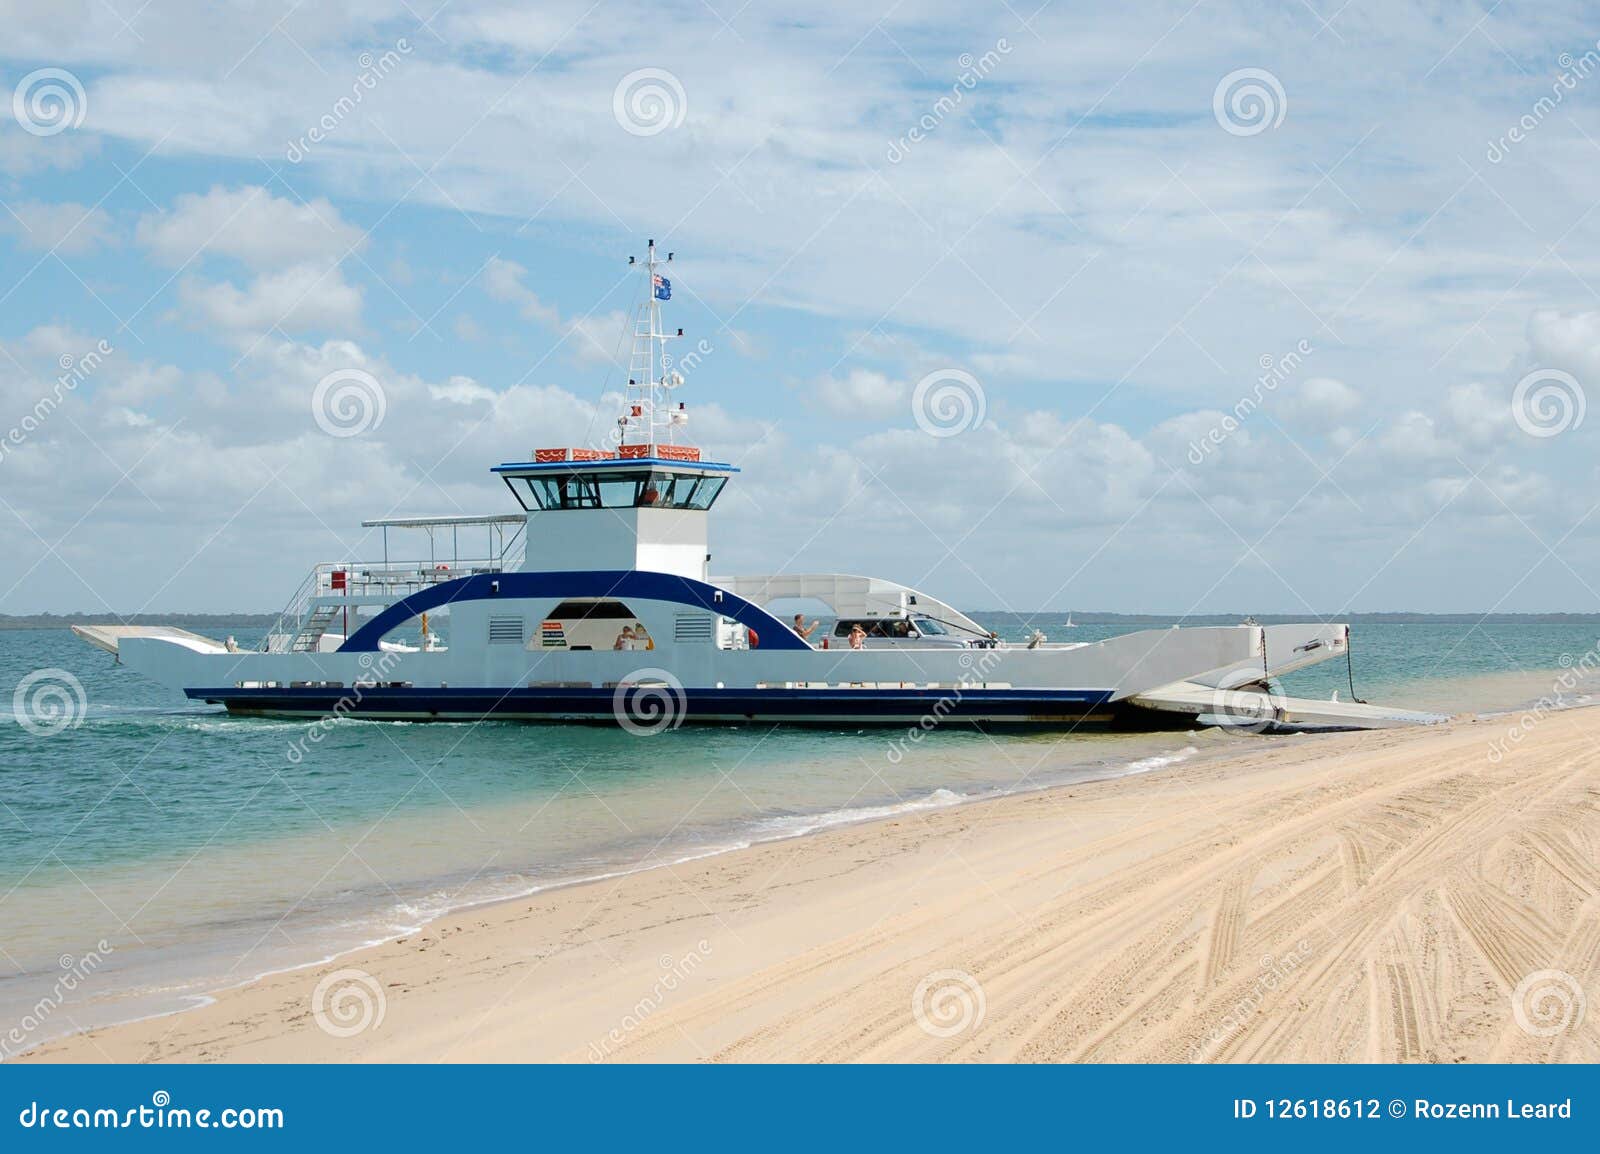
[{"left": 2, "top": 1, "right": 1599, "bottom": 615}]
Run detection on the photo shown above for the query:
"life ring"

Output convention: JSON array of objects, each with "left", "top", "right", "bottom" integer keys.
[
  {"left": 747, "top": 628, "right": 760, "bottom": 649},
  {"left": 435, "top": 564, "right": 449, "bottom": 571}
]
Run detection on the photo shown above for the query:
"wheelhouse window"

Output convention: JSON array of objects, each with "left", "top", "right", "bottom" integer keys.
[{"left": 507, "top": 470, "right": 727, "bottom": 512}]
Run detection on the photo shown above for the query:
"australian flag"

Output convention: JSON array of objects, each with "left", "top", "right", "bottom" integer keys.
[{"left": 653, "top": 273, "right": 671, "bottom": 301}]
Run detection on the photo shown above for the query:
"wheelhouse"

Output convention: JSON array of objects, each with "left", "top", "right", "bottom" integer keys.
[{"left": 504, "top": 467, "right": 728, "bottom": 512}]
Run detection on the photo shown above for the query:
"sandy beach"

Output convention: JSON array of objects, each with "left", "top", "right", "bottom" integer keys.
[{"left": 25, "top": 705, "right": 1600, "bottom": 1064}]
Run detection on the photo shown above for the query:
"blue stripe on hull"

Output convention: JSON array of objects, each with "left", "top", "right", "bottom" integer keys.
[{"left": 187, "top": 685, "right": 1121, "bottom": 726}]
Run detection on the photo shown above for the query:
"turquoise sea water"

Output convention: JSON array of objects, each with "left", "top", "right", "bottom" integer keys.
[{"left": 1, "top": 617, "right": 1597, "bottom": 1053}]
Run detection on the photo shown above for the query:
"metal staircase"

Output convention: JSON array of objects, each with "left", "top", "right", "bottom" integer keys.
[{"left": 290, "top": 604, "right": 340, "bottom": 652}]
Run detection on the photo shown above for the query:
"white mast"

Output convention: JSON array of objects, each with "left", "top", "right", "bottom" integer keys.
[{"left": 620, "top": 239, "right": 685, "bottom": 450}]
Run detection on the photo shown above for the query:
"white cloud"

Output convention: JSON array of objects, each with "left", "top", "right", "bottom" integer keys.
[
  {"left": 2, "top": 201, "right": 114, "bottom": 253},
  {"left": 811, "top": 368, "right": 907, "bottom": 419},
  {"left": 481, "top": 257, "right": 625, "bottom": 365},
  {"left": 136, "top": 185, "right": 364, "bottom": 270},
  {"left": 125, "top": 186, "right": 372, "bottom": 343},
  {"left": 0, "top": 128, "right": 99, "bottom": 176},
  {"left": 1526, "top": 309, "right": 1600, "bottom": 386},
  {"left": 6, "top": 4, "right": 1600, "bottom": 612},
  {"left": 482, "top": 256, "right": 559, "bottom": 325},
  {"left": 1286, "top": 377, "right": 1362, "bottom": 424},
  {"left": 177, "top": 264, "right": 364, "bottom": 338}
]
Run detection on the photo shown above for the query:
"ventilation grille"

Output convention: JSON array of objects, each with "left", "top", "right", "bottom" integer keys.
[
  {"left": 488, "top": 616, "right": 525, "bottom": 645},
  {"left": 674, "top": 613, "right": 713, "bottom": 642}
]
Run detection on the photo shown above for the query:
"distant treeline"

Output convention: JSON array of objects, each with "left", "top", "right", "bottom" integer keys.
[{"left": 0, "top": 613, "right": 279, "bottom": 630}]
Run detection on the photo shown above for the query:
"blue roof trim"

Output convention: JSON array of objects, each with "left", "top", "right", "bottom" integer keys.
[
  {"left": 338, "top": 570, "right": 808, "bottom": 653},
  {"left": 492, "top": 458, "right": 740, "bottom": 475}
]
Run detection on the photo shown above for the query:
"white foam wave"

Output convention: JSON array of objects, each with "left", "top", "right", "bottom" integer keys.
[
  {"left": 750, "top": 787, "right": 968, "bottom": 840},
  {"left": 1116, "top": 746, "right": 1199, "bottom": 777}
]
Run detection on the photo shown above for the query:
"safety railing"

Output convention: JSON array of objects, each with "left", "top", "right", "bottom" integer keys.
[{"left": 260, "top": 557, "right": 517, "bottom": 652}]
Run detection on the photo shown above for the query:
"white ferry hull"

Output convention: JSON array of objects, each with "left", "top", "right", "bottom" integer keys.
[{"left": 85, "top": 579, "right": 1430, "bottom": 731}]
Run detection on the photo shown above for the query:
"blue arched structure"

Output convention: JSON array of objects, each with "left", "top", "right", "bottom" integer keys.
[{"left": 338, "top": 570, "right": 810, "bottom": 652}]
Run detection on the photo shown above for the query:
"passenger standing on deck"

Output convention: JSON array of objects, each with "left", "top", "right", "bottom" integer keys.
[
  {"left": 614, "top": 626, "right": 636, "bottom": 650},
  {"left": 792, "top": 613, "right": 817, "bottom": 640},
  {"left": 848, "top": 624, "right": 867, "bottom": 650}
]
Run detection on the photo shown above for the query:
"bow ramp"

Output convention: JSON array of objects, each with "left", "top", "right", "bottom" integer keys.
[
  {"left": 1126, "top": 624, "right": 1448, "bottom": 731},
  {"left": 1129, "top": 682, "right": 1447, "bottom": 731},
  {"left": 71, "top": 624, "right": 231, "bottom": 657}
]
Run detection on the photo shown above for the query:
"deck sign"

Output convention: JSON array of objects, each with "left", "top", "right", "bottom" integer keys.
[{"left": 540, "top": 620, "right": 567, "bottom": 648}]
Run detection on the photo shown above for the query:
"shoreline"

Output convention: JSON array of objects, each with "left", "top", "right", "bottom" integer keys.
[
  {"left": 23, "top": 703, "right": 1600, "bottom": 1063},
  {"left": 4, "top": 733, "right": 1206, "bottom": 1059}
]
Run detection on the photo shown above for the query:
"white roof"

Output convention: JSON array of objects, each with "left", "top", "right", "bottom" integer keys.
[
  {"left": 711, "top": 573, "right": 988, "bottom": 637},
  {"left": 360, "top": 514, "right": 526, "bottom": 529}
]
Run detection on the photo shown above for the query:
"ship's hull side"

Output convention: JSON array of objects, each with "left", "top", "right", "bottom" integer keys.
[{"left": 191, "top": 684, "right": 1131, "bottom": 727}]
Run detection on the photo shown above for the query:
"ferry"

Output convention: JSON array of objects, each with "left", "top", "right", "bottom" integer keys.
[{"left": 74, "top": 243, "right": 1441, "bottom": 733}]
